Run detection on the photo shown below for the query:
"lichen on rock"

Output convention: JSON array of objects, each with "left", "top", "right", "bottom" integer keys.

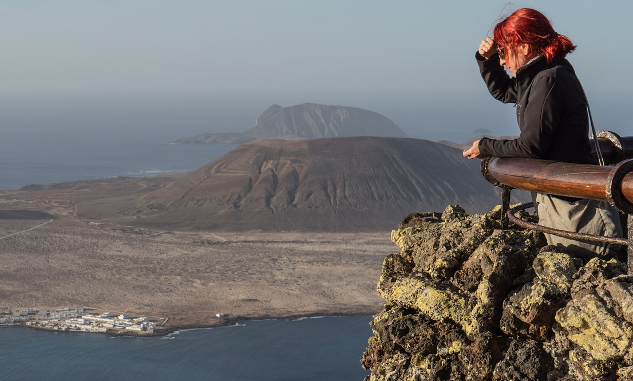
[
  {"left": 555, "top": 277, "right": 633, "bottom": 362},
  {"left": 500, "top": 249, "right": 580, "bottom": 339},
  {"left": 362, "top": 205, "right": 633, "bottom": 381}
]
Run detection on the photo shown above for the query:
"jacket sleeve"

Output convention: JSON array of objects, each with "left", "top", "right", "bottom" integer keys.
[
  {"left": 476, "top": 52, "right": 518, "bottom": 104},
  {"left": 479, "top": 74, "right": 560, "bottom": 158}
]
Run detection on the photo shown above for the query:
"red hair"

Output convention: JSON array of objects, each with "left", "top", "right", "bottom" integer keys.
[{"left": 493, "top": 8, "right": 576, "bottom": 63}]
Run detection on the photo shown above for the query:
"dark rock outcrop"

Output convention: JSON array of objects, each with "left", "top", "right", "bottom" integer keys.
[{"left": 362, "top": 205, "right": 633, "bottom": 380}]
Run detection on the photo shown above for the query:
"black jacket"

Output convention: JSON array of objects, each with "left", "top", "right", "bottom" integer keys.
[{"left": 476, "top": 52, "right": 596, "bottom": 165}]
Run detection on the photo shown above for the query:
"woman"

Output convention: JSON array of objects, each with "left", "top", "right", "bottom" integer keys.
[{"left": 463, "top": 8, "right": 622, "bottom": 258}]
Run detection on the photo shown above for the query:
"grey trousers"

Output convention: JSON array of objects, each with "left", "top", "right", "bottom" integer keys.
[{"left": 535, "top": 193, "right": 623, "bottom": 258}]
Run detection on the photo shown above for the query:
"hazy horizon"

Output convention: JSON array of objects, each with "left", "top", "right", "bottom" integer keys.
[
  {"left": 1, "top": 89, "right": 630, "bottom": 145},
  {"left": 1, "top": 1, "right": 631, "bottom": 146}
]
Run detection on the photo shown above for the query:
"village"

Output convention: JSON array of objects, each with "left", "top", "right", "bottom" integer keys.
[{"left": 0, "top": 306, "right": 156, "bottom": 334}]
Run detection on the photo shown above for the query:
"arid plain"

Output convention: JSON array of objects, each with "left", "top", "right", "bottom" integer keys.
[{"left": 0, "top": 174, "right": 394, "bottom": 332}]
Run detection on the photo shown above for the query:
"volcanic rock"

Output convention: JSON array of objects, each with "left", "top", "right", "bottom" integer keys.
[
  {"left": 120, "top": 137, "right": 511, "bottom": 231},
  {"left": 362, "top": 205, "right": 633, "bottom": 380}
]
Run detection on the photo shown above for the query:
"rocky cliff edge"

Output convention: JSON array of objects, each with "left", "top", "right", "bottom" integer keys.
[{"left": 362, "top": 205, "right": 633, "bottom": 380}]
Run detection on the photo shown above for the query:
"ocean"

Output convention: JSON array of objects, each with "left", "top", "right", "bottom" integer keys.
[
  {"left": 0, "top": 121, "right": 239, "bottom": 191},
  {"left": 0, "top": 316, "right": 373, "bottom": 381},
  {"left": 0, "top": 96, "right": 378, "bottom": 380}
]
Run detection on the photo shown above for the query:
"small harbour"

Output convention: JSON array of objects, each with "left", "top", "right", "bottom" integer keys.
[
  {"left": 1, "top": 306, "right": 156, "bottom": 334},
  {"left": 0, "top": 315, "right": 372, "bottom": 381}
]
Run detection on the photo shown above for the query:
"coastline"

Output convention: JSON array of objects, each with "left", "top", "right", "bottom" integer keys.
[
  {"left": 2, "top": 310, "right": 378, "bottom": 338},
  {"left": 0, "top": 174, "right": 392, "bottom": 339},
  {"left": 138, "top": 311, "right": 376, "bottom": 336},
  {"left": 0, "top": 309, "right": 374, "bottom": 380}
]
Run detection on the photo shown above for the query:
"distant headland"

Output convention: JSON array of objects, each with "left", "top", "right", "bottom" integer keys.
[{"left": 171, "top": 103, "right": 407, "bottom": 144}]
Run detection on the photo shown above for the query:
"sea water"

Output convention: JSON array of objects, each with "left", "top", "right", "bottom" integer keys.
[
  {"left": 0, "top": 100, "right": 376, "bottom": 380},
  {"left": 0, "top": 126, "right": 238, "bottom": 191},
  {"left": 0, "top": 316, "right": 373, "bottom": 381},
  {"left": 0, "top": 93, "right": 263, "bottom": 190}
]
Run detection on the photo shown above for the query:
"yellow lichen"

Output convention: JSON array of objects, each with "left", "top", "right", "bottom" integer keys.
[
  {"left": 391, "top": 228, "right": 413, "bottom": 250},
  {"left": 403, "top": 354, "right": 448, "bottom": 381},
  {"left": 557, "top": 294, "right": 633, "bottom": 361},
  {"left": 388, "top": 277, "right": 479, "bottom": 338},
  {"left": 370, "top": 353, "right": 408, "bottom": 380},
  {"left": 533, "top": 251, "right": 576, "bottom": 292},
  {"left": 569, "top": 349, "right": 605, "bottom": 378},
  {"left": 448, "top": 340, "right": 462, "bottom": 354},
  {"left": 409, "top": 353, "right": 433, "bottom": 373},
  {"left": 475, "top": 278, "right": 493, "bottom": 306},
  {"left": 516, "top": 279, "right": 567, "bottom": 319},
  {"left": 370, "top": 310, "right": 390, "bottom": 339},
  {"left": 618, "top": 365, "right": 633, "bottom": 379}
]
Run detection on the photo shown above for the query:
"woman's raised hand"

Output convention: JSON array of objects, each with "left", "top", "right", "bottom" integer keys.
[
  {"left": 463, "top": 140, "right": 486, "bottom": 160},
  {"left": 478, "top": 37, "right": 497, "bottom": 59}
]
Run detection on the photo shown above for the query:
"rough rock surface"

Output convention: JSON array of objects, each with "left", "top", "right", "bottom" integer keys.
[{"left": 362, "top": 205, "right": 633, "bottom": 380}]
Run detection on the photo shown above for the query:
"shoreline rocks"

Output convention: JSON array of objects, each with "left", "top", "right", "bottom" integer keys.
[{"left": 362, "top": 205, "right": 633, "bottom": 380}]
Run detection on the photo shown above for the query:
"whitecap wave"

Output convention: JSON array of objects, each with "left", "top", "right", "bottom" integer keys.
[{"left": 293, "top": 316, "right": 326, "bottom": 321}]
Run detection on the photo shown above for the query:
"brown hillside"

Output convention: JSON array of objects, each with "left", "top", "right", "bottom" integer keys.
[{"left": 111, "top": 137, "right": 514, "bottom": 231}]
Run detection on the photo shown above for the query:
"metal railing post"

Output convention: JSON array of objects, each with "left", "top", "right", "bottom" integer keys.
[
  {"left": 501, "top": 186, "right": 511, "bottom": 229},
  {"left": 629, "top": 214, "right": 633, "bottom": 274}
]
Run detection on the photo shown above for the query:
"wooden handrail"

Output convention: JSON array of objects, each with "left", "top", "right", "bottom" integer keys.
[
  {"left": 487, "top": 157, "right": 633, "bottom": 206},
  {"left": 482, "top": 131, "right": 633, "bottom": 273}
]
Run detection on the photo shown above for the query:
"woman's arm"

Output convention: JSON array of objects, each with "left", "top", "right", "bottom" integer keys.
[
  {"left": 479, "top": 75, "right": 559, "bottom": 158},
  {"left": 476, "top": 52, "right": 518, "bottom": 104}
]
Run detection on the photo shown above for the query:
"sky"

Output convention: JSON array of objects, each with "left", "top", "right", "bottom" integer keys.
[{"left": 0, "top": 0, "right": 631, "bottom": 141}]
